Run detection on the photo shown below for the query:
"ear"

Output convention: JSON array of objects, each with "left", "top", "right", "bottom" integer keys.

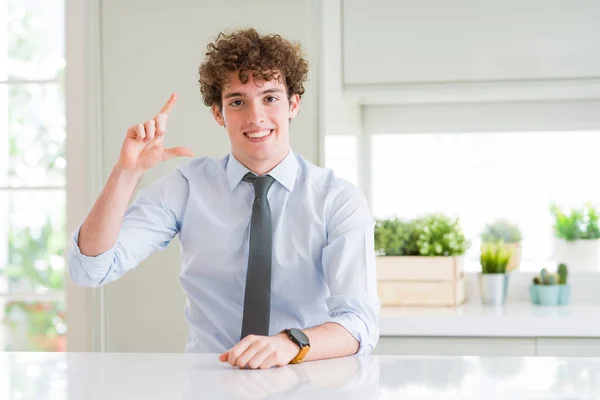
[
  {"left": 288, "top": 94, "right": 300, "bottom": 120},
  {"left": 212, "top": 104, "right": 226, "bottom": 127}
]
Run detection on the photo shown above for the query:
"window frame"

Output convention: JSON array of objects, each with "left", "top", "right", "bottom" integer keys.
[{"left": 0, "top": 5, "right": 67, "bottom": 350}]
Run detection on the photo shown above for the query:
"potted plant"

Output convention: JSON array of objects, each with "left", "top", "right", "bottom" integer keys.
[
  {"left": 557, "top": 263, "right": 570, "bottom": 305},
  {"left": 374, "top": 218, "right": 420, "bottom": 257},
  {"left": 551, "top": 202, "right": 600, "bottom": 271},
  {"left": 530, "top": 264, "right": 570, "bottom": 306},
  {"left": 480, "top": 219, "right": 522, "bottom": 271},
  {"left": 479, "top": 242, "right": 513, "bottom": 305},
  {"left": 374, "top": 213, "right": 471, "bottom": 306}
]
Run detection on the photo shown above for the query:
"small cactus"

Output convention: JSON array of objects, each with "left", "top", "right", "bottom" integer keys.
[
  {"left": 535, "top": 267, "right": 561, "bottom": 285},
  {"left": 558, "top": 263, "right": 568, "bottom": 284},
  {"left": 540, "top": 268, "right": 549, "bottom": 284}
]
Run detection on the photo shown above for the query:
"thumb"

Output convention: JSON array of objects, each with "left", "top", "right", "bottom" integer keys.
[
  {"left": 219, "top": 351, "right": 229, "bottom": 362},
  {"left": 162, "top": 146, "right": 195, "bottom": 161}
]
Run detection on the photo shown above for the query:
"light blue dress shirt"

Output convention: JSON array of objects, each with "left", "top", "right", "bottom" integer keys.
[{"left": 67, "top": 150, "right": 380, "bottom": 354}]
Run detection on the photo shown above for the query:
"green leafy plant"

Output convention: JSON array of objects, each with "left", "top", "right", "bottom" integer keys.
[
  {"left": 550, "top": 202, "right": 600, "bottom": 241},
  {"left": 480, "top": 219, "right": 522, "bottom": 243},
  {"left": 374, "top": 218, "right": 420, "bottom": 256},
  {"left": 415, "top": 214, "right": 470, "bottom": 256},
  {"left": 375, "top": 213, "right": 470, "bottom": 257},
  {"left": 480, "top": 242, "right": 513, "bottom": 274}
]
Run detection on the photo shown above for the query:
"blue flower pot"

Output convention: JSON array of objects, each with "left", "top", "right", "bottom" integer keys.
[
  {"left": 558, "top": 284, "right": 570, "bottom": 305},
  {"left": 536, "top": 285, "right": 560, "bottom": 306},
  {"left": 529, "top": 285, "right": 539, "bottom": 305}
]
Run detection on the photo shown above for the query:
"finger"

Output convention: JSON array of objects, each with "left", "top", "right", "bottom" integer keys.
[
  {"left": 126, "top": 125, "right": 138, "bottom": 140},
  {"left": 227, "top": 335, "right": 257, "bottom": 367},
  {"left": 128, "top": 123, "right": 145, "bottom": 141},
  {"left": 162, "top": 146, "right": 195, "bottom": 161},
  {"left": 159, "top": 93, "right": 177, "bottom": 116},
  {"left": 154, "top": 113, "right": 167, "bottom": 138},
  {"left": 144, "top": 119, "right": 156, "bottom": 141},
  {"left": 236, "top": 341, "right": 269, "bottom": 369},
  {"left": 247, "top": 346, "right": 274, "bottom": 370},
  {"left": 219, "top": 352, "right": 229, "bottom": 363},
  {"left": 259, "top": 354, "right": 278, "bottom": 370}
]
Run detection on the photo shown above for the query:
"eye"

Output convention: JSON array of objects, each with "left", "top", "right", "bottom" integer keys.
[
  {"left": 229, "top": 99, "right": 244, "bottom": 108},
  {"left": 264, "top": 96, "right": 278, "bottom": 103}
]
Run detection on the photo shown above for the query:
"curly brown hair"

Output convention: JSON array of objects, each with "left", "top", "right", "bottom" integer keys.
[{"left": 198, "top": 28, "right": 309, "bottom": 110}]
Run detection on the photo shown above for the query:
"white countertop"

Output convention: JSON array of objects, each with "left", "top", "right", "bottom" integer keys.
[
  {"left": 380, "top": 302, "right": 600, "bottom": 337},
  {"left": 2, "top": 352, "right": 600, "bottom": 399}
]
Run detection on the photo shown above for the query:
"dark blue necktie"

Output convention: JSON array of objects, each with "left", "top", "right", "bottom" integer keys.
[{"left": 240, "top": 172, "right": 275, "bottom": 339}]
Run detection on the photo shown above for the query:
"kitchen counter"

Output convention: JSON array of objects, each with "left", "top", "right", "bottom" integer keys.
[
  {"left": 2, "top": 352, "right": 599, "bottom": 399},
  {"left": 380, "top": 302, "right": 600, "bottom": 337}
]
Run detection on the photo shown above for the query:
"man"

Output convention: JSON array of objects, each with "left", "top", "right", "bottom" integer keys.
[{"left": 68, "top": 28, "right": 380, "bottom": 369}]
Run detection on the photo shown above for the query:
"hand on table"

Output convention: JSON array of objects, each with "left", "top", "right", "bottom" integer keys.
[{"left": 219, "top": 333, "right": 299, "bottom": 370}]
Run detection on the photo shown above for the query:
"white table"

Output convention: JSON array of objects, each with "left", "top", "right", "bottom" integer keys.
[{"left": 2, "top": 352, "right": 600, "bottom": 399}]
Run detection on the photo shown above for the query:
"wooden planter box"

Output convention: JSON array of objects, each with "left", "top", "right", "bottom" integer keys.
[{"left": 376, "top": 256, "right": 466, "bottom": 307}]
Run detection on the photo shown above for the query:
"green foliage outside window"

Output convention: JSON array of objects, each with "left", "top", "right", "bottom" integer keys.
[{"left": 1, "top": 1, "right": 67, "bottom": 352}]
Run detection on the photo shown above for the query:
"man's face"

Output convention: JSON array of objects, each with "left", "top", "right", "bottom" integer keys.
[{"left": 212, "top": 71, "right": 300, "bottom": 170}]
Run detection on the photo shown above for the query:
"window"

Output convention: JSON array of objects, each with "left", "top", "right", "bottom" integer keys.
[
  {"left": 324, "top": 104, "right": 600, "bottom": 273},
  {"left": 324, "top": 135, "right": 359, "bottom": 188},
  {"left": 370, "top": 131, "right": 600, "bottom": 272},
  {"left": 0, "top": 0, "right": 66, "bottom": 354}
]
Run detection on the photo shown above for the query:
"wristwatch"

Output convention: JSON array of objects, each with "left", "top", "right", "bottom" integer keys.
[{"left": 283, "top": 328, "right": 310, "bottom": 364}]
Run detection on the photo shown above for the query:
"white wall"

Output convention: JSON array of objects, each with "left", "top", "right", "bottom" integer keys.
[
  {"left": 342, "top": 0, "right": 600, "bottom": 86},
  {"left": 340, "top": 0, "right": 600, "bottom": 105},
  {"left": 96, "top": 0, "right": 320, "bottom": 352}
]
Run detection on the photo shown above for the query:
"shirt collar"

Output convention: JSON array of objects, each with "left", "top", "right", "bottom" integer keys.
[{"left": 226, "top": 150, "right": 298, "bottom": 192}]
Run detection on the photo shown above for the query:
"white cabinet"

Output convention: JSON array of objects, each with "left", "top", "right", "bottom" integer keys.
[
  {"left": 342, "top": 0, "right": 600, "bottom": 87},
  {"left": 374, "top": 337, "right": 536, "bottom": 356},
  {"left": 375, "top": 337, "right": 600, "bottom": 357},
  {"left": 536, "top": 338, "right": 600, "bottom": 357}
]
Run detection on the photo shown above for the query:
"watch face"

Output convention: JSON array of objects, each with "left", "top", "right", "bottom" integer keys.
[{"left": 290, "top": 328, "right": 310, "bottom": 346}]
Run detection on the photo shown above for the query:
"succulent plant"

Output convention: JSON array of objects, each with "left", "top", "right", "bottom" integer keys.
[
  {"left": 540, "top": 268, "right": 549, "bottom": 284},
  {"left": 481, "top": 219, "right": 522, "bottom": 244},
  {"left": 557, "top": 263, "right": 568, "bottom": 285},
  {"left": 533, "top": 267, "right": 562, "bottom": 285}
]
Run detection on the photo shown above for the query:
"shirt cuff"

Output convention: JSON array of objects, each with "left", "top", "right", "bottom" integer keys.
[
  {"left": 67, "top": 225, "right": 117, "bottom": 284},
  {"left": 325, "top": 311, "right": 379, "bottom": 355}
]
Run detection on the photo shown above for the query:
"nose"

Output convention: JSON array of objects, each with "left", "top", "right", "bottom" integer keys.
[{"left": 245, "top": 100, "right": 266, "bottom": 125}]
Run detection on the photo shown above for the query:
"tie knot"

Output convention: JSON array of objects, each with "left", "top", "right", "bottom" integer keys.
[{"left": 243, "top": 173, "right": 275, "bottom": 198}]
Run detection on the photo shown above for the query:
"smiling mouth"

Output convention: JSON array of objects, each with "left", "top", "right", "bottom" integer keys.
[{"left": 244, "top": 129, "right": 274, "bottom": 141}]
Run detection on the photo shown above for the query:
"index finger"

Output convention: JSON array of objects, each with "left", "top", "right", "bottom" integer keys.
[{"left": 159, "top": 93, "right": 177, "bottom": 115}]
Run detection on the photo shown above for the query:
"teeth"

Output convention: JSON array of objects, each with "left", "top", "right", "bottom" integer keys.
[{"left": 246, "top": 130, "right": 271, "bottom": 138}]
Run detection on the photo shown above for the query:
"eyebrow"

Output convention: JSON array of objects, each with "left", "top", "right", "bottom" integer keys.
[{"left": 223, "top": 88, "right": 285, "bottom": 99}]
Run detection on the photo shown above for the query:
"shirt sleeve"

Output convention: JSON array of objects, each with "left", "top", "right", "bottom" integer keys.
[
  {"left": 67, "top": 170, "right": 189, "bottom": 287},
  {"left": 321, "top": 179, "right": 381, "bottom": 355}
]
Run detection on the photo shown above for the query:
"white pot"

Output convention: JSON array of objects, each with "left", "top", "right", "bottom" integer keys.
[
  {"left": 554, "top": 238, "right": 600, "bottom": 272},
  {"left": 478, "top": 273, "right": 509, "bottom": 306}
]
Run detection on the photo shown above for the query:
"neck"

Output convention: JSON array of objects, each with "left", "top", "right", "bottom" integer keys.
[{"left": 234, "top": 149, "right": 290, "bottom": 176}]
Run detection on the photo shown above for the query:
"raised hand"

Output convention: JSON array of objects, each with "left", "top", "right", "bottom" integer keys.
[{"left": 117, "top": 93, "right": 195, "bottom": 173}]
